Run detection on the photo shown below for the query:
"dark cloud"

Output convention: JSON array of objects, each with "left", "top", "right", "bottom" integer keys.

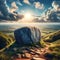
[
  {"left": 34, "top": 1, "right": 60, "bottom": 22},
  {"left": 0, "top": 0, "right": 9, "bottom": 20},
  {"left": 47, "top": 10, "right": 60, "bottom": 22},
  {"left": 0, "top": 0, "right": 23, "bottom": 21},
  {"left": 46, "top": 1, "right": 60, "bottom": 22}
]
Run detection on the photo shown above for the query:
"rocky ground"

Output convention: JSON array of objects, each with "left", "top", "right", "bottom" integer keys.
[
  {"left": 11, "top": 48, "right": 47, "bottom": 60},
  {"left": 0, "top": 45, "right": 60, "bottom": 60},
  {"left": 7, "top": 45, "right": 51, "bottom": 60}
]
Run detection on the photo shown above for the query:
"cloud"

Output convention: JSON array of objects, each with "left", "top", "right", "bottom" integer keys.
[
  {"left": 0, "top": 0, "right": 60, "bottom": 22},
  {"left": 23, "top": 0, "right": 30, "bottom": 5},
  {"left": 11, "top": 2, "right": 18, "bottom": 9},
  {"left": 10, "top": 2, "right": 18, "bottom": 13},
  {"left": 52, "top": 1, "right": 60, "bottom": 11},
  {"left": 34, "top": 1, "right": 60, "bottom": 22},
  {"left": 34, "top": 2, "right": 44, "bottom": 9},
  {"left": 45, "top": 1, "right": 60, "bottom": 22},
  {"left": 0, "top": 0, "right": 23, "bottom": 21},
  {"left": 0, "top": 0, "right": 10, "bottom": 20}
]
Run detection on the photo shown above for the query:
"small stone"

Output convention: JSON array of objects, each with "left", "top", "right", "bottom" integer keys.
[
  {"left": 13, "top": 48, "right": 17, "bottom": 51},
  {"left": 34, "top": 55, "right": 39, "bottom": 58},
  {"left": 32, "top": 57, "right": 46, "bottom": 60},
  {"left": 25, "top": 53, "right": 31, "bottom": 58},
  {"left": 17, "top": 53, "right": 21, "bottom": 58}
]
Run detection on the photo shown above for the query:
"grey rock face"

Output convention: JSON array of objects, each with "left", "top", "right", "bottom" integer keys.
[{"left": 14, "top": 27, "right": 41, "bottom": 46}]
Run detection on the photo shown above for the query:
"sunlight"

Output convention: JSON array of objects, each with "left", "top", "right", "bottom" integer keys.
[
  {"left": 24, "top": 12, "right": 33, "bottom": 21},
  {"left": 25, "top": 13, "right": 32, "bottom": 19}
]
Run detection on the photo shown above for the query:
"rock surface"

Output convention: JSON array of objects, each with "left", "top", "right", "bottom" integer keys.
[{"left": 14, "top": 27, "right": 41, "bottom": 46}]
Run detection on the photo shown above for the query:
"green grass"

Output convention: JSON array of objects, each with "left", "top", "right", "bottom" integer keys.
[
  {"left": 0, "top": 32, "right": 15, "bottom": 52},
  {"left": 40, "top": 30, "right": 60, "bottom": 59}
]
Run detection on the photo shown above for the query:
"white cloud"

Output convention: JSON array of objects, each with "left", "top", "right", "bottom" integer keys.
[
  {"left": 34, "top": 2, "right": 44, "bottom": 9},
  {"left": 23, "top": 0, "right": 30, "bottom": 5},
  {"left": 52, "top": 1, "right": 60, "bottom": 11},
  {"left": 19, "top": 1, "right": 60, "bottom": 22},
  {"left": 34, "top": 1, "right": 60, "bottom": 22},
  {"left": 10, "top": 2, "right": 18, "bottom": 13},
  {"left": 11, "top": 2, "right": 18, "bottom": 9}
]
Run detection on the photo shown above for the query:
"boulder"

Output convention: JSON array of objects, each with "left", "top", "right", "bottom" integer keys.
[{"left": 14, "top": 27, "right": 41, "bottom": 46}]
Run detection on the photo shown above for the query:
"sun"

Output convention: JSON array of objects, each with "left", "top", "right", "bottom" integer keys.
[
  {"left": 19, "top": 12, "right": 34, "bottom": 22},
  {"left": 24, "top": 12, "right": 33, "bottom": 21}
]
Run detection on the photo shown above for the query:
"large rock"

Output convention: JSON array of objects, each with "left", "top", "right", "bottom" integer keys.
[{"left": 14, "top": 27, "right": 41, "bottom": 46}]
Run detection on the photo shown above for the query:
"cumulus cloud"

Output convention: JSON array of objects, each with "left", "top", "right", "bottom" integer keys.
[
  {"left": 34, "top": 1, "right": 60, "bottom": 22},
  {"left": 23, "top": 0, "right": 30, "bottom": 5},
  {"left": 10, "top": 2, "right": 18, "bottom": 13},
  {"left": 0, "top": 0, "right": 23, "bottom": 21},
  {"left": 45, "top": 1, "right": 60, "bottom": 22},
  {"left": 34, "top": 2, "right": 44, "bottom": 9},
  {"left": 11, "top": 2, "right": 18, "bottom": 9},
  {"left": 52, "top": 1, "right": 60, "bottom": 11},
  {"left": 0, "top": 0, "right": 10, "bottom": 20}
]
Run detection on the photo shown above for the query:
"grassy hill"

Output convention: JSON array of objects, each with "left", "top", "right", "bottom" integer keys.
[
  {"left": 40, "top": 30, "right": 60, "bottom": 46},
  {"left": 0, "top": 32, "right": 15, "bottom": 52},
  {"left": 40, "top": 30, "right": 60, "bottom": 60}
]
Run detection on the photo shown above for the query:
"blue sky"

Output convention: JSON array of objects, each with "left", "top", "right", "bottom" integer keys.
[
  {"left": 6, "top": 0, "right": 58, "bottom": 16},
  {"left": 0, "top": 0, "right": 60, "bottom": 22}
]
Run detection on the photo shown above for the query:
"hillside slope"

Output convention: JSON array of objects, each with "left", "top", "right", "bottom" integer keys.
[
  {"left": 40, "top": 30, "right": 60, "bottom": 59},
  {"left": 0, "top": 32, "right": 15, "bottom": 52}
]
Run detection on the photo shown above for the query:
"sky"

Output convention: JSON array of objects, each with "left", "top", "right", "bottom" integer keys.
[{"left": 0, "top": 0, "right": 60, "bottom": 23}]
